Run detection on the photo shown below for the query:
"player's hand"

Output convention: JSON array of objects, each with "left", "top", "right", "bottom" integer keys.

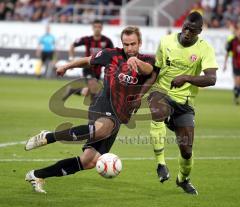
[
  {"left": 170, "top": 75, "right": 189, "bottom": 89},
  {"left": 56, "top": 66, "right": 68, "bottom": 76},
  {"left": 68, "top": 56, "right": 74, "bottom": 61},
  {"left": 127, "top": 57, "right": 139, "bottom": 72}
]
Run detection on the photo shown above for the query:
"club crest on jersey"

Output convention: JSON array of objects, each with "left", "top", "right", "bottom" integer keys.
[
  {"left": 95, "top": 50, "right": 103, "bottom": 58},
  {"left": 190, "top": 54, "right": 198, "bottom": 62},
  {"left": 118, "top": 73, "right": 138, "bottom": 84}
]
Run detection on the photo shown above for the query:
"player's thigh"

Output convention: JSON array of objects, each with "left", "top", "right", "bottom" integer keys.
[
  {"left": 148, "top": 91, "right": 172, "bottom": 122},
  {"left": 94, "top": 117, "right": 115, "bottom": 139},
  {"left": 87, "top": 78, "right": 99, "bottom": 92},
  {"left": 234, "top": 75, "right": 240, "bottom": 86},
  {"left": 82, "top": 125, "right": 119, "bottom": 154}
]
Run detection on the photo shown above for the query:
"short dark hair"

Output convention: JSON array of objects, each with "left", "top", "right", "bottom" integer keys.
[
  {"left": 92, "top": 19, "right": 103, "bottom": 25},
  {"left": 186, "top": 11, "right": 203, "bottom": 28},
  {"left": 121, "top": 26, "right": 142, "bottom": 43}
]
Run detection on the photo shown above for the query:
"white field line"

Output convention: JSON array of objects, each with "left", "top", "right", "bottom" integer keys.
[
  {"left": 1, "top": 157, "right": 240, "bottom": 162},
  {"left": 0, "top": 141, "right": 25, "bottom": 148},
  {"left": 0, "top": 134, "right": 240, "bottom": 148}
]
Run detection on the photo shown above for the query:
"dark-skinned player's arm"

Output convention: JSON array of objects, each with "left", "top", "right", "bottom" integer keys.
[
  {"left": 132, "top": 70, "right": 159, "bottom": 113},
  {"left": 170, "top": 68, "right": 217, "bottom": 89},
  {"left": 127, "top": 57, "right": 154, "bottom": 75},
  {"left": 56, "top": 56, "right": 92, "bottom": 76}
]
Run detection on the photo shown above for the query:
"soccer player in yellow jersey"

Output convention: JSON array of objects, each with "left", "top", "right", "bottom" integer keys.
[{"left": 148, "top": 12, "right": 218, "bottom": 195}]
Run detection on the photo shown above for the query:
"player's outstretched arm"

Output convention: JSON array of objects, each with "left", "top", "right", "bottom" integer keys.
[
  {"left": 171, "top": 68, "right": 217, "bottom": 89},
  {"left": 127, "top": 57, "right": 153, "bottom": 75},
  {"left": 68, "top": 44, "right": 75, "bottom": 61},
  {"left": 56, "top": 56, "right": 91, "bottom": 76}
]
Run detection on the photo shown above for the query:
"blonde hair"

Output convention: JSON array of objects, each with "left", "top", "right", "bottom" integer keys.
[{"left": 121, "top": 26, "right": 142, "bottom": 43}]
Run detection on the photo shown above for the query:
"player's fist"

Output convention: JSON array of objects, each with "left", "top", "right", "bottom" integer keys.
[
  {"left": 56, "top": 66, "right": 67, "bottom": 76},
  {"left": 127, "top": 57, "right": 139, "bottom": 73},
  {"left": 171, "top": 75, "right": 189, "bottom": 89}
]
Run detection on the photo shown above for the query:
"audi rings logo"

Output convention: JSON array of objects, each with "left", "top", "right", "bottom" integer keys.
[{"left": 118, "top": 73, "right": 138, "bottom": 84}]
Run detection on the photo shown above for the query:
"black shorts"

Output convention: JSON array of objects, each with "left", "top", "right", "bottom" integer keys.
[
  {"left": 148, "top": 91, "right": 195, "bottom": 131},
  {"left": 82, "top": 92, "right": 120, "bottom": 154},
  {"left": 41, "top": 51, "right": 54, "bottom": 62},
  {"left": 233, "top": 68, "right": 240, "bottom": 76}
]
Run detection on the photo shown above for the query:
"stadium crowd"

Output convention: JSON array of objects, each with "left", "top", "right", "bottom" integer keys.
[
  {"left": 0, "top": 0, "right": 123, "bottom": 24},
  {"left": 192, "top": 0, "right": 240, "bottom": 28},
  {"left": 0, "top": 0, "right": 240, "bottom": 28}
]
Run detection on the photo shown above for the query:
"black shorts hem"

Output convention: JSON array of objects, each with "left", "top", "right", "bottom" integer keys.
[{"left": 233, "top": 68, "right": 240, "bottom": 76}]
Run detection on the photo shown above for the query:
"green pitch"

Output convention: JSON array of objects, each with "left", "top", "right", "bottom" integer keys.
[{"left": 0, "top": 76, "right": 240, "bottom": 207}]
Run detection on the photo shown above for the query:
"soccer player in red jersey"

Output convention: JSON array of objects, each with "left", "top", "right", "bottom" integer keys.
[
  {"left": 224, "top": 26, "right": 240, "bottom": 105},
  {"left": 25, "top": 26, "right": 158, "bottom": 193},
  {"left": 63, "top": 19, "right": 114, "bottom": 100}
]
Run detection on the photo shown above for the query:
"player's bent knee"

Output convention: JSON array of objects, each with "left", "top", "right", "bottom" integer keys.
[
  {"left": 180, "top": 151, "right": 192, "bottom": 160},
  {"left": 84, "top": 160, "right": 97, "bottom": 169},
  {"left": 150, "top": 105, "right": 171, "bottom": 122},
  {"left": 80, "top": 148, "right": 98, "bottom": 169}
]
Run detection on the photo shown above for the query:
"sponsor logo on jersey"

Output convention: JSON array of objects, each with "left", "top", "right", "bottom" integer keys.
[
  {"left": 190, "top": 54, "right": 197, "bottom": 62},
  {"left": 118, "top": 73, "right": 138, "bottom": 84}
]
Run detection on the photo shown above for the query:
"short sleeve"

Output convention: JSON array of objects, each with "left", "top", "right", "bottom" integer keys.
[
  {"left": 226, "top": 39, "right": 233, "bottom": 52},
  {"left": 139, "top": 55, "right": 155, "bottom": 66},
  {"left": 201, "top": 44, "right": 218, "bottom": 70},
  {"left": 90, "top": 49, "right": 111, "bottom": 66},
  {"left": 73, "top": 37, "right": 85, "bottom": 47},
  {"left": 107, "top": 39, "right": 114, "bottom": 48}
]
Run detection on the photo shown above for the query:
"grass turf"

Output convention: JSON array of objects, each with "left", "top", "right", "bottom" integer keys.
[{"left": 0, "top": 76, "right": 240, "bottom": 207}]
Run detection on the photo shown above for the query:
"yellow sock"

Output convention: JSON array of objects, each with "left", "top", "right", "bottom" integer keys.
[
  {"left": 177, "top": 154, "right": 193, "bottom": 182},
  {"left": 150, "top": 121, "right": 166, "bottom": 165}
]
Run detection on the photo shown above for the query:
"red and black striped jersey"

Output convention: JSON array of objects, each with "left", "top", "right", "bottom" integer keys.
[
  {"left": 73, "top": 35, "right": 114, "bottom": 78},
  {"left": 73, "top": 35, "right": 114, "bottom": 56},
  {"left": 227, "top": 37, "right": 240, "bottom": 69},
  {"left": 90, "top": 48, "right": 156, "bottom": 124}
]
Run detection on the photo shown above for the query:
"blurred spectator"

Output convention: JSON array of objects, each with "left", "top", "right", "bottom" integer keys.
[
  {"left": 81, "top": 8, "right": 96, "bottom": 24},
  {"left": 201, "top": 0, "right": 216, "bottom": 9},
  {"left": 6, "top": 0, "right": 240, "bottom": 28},
  {"left": 211, "top": 4, "right": 224, "bottom": 27},
  {"left": 0, "top": 0, "right": 122, "bottom": 25},
  {"left": 223, "top": 4, "right": 233, "bottom": 23},
  {"left": 31, "top": 1, "right": 43, "bottom": 22},
  {"left": 191, "top": 2, "right": 204, "bottom": 15},
  {"left": 0, "top": 2, "right": 7, "bottom": 20},
  {"left": 202, "top": 5, "right": 212, "bottom": 27},
  {"left": 0, "top": 0, "right": 121, "bottom": 24}
]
